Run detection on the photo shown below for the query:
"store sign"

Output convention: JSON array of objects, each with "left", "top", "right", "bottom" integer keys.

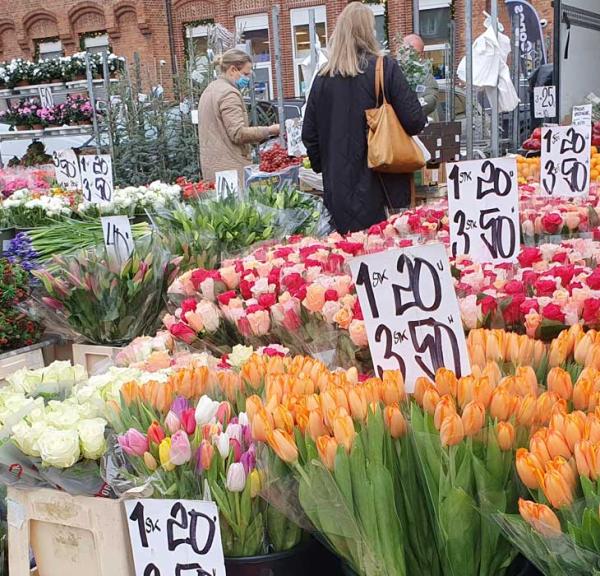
[
  {"left": 533, "top": 86, "right": 556, "bottom": 119},
  {"left": 79, "top": 154, "right": 113, "bottom": 204},
  {"left": 52, "top": 149, "right": 81, "bottom": 190},
  {"left": 447, "top": 157, "right": 520, "bottom": 263},
  {"left": 215, "top": 170, "right": 239, "bottom": 199},
  {"left": 541, "top": 124, "right": 591, "bottom": 197},
  {"left": 125, "top": 499, "right": 226, "bottom": 576},
  {"left": 349, "top": 244, "right": 471, "bottom": 392},
  {"left": 101, "top": 216, "right": 133, "bottom": 265}
]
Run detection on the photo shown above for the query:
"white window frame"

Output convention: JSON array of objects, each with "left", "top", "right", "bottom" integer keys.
[
  {"left": 236, "top": 13, "right": 273, "bottom": 100},
  {"left": 290, "top": 5, "right": 327, "bottom": 97},
  {"left": 423, "top": 42, "right": 450, "bottom": 85},
  {"left": 84, "top": 34, "right": 109, "bottom": 50},
  {"left": 38, "top": 40, "right": 63, "bottom": 61},
  {"left": 419, "top": 0, "right": 451, "bottom": 9}
]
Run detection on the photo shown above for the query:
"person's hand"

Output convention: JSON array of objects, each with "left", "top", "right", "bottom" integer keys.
[{"left": 268, "top": 124, "right": 280, "bottom": 136}]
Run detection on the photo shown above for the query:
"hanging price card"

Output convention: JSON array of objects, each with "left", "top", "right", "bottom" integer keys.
[
  {"left": 572, "top": 104, "right": 592, "bottom": 128},
  {"left": 101, "top": 216, "right": 133, "bottom": 265},
  {"left": 125, "top": 499, "right": 226, "bottom": 576},
  {"left": 79, "top": 154, "right": 114, "bottom": 204},
  {"left": 349, "top": 243, "right": 471, "bottom": 392},
  {"left": 447, "top": 157, "right": 520, "bottom": 263},
  {"left": 38, "top": 86, "right": 54, "bottom": 109},
  {"left": 215, "top": 170, "right": 239, "bottom": 199},
  {"left": 52, "top": 149, "right": 81, "bottom": 190},
  {"left": 541, "top": 124, "right": 591, "bottom": 197},
  {"left": 533, "top": 86, "right": 556, "bottom": 119}
]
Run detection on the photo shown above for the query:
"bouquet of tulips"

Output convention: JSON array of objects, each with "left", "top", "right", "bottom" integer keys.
[
  {"left": 33, "top": 235, "right": 179, "bottom": 346},
  {"left": 247, "top": 363, "right": 441, "bottom": 576},
  {"left": 494, "top": 365, "right": 600, "bottom": 575},
  {"left": 108, "top": 370, "right": 302, "bottom": 557}
]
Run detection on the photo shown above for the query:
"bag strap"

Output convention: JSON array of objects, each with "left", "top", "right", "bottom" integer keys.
[{"left": 374, "top": 56, "right": 386, "bottom": 105}]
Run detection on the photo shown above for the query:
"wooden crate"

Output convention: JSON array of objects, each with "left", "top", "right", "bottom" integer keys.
[
  {"left": 0, "top": 349, "right": 44, "bottom": 383},
  {"left": 72, "top": 344, "right": 122, "bottom": 375},
  {"left": 7, "top": 487, "right": 135, "bottom": 576}
]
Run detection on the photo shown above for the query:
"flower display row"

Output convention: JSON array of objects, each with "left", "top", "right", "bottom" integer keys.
[
  {"left": 0, "top": 165, "right": 53, "bottom": 198},
  {"left": 0, "top": 95, "right": 94, "bottom": 130},
  {"left": 0, "top": 53, "right": 124, "bottom": 89}
]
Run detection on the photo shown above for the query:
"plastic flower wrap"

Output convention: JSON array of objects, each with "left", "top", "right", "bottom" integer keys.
[{"left": 33, "top": 234, "right": 180, "bottom": 346}]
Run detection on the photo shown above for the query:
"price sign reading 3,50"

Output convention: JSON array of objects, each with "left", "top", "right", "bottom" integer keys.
[
  {"left": 350, "top": 244, "right": 471, "bottom": 392},
  {"left": 541, "top": 124, "right": 591, "bottom": 198},
  {"left": 447, "top": 157, "right": 520, "bottom": 263},
  {"left": 52, "top": 149, "right": 81, "bottom": 191},
  {"left": 79, "top": 154, "right": 114, "bottom": 205},
  {"left": 125, "top": 499, "right": 226, "bottom": 576}
]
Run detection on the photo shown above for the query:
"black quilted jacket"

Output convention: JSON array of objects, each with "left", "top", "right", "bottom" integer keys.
[{"left": 302, "top": 54, "right": 427, "bottom": 234}]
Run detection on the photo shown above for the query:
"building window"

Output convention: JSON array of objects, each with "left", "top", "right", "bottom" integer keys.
[
  {"left": 186, "top": 22, "right": 214, "bottom": 84},
  {"left": 369, "top": 4, "right": 387, "bottom": 46},
  {"left": 83, "top": 33, "right": 109, "bottom": 54},
  {"left": 37, "top": 40, "right": 63, "bottom": 61},
  {"left": 290, "top": 6, "right": 327, "bottom": 96},
  {"left": 236, "top": 14, "right": 272, "bottom": 99},
  {"left": 419, "top": 7, "right": 451, "bottom": 44}
]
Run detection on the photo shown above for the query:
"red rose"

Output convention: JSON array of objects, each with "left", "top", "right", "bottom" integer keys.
[
  {"left": 534, "top": 279, "right": 556, "bottom": 297},
  {"left": 237, "top": 316, "right": 252, "bottom": 337},
  {"left": 552, "top": 251, "right": 568, "bottom": 264},
  {"left": 335, "top": 241, "right": 363, "bottom": 256},
  {"left": 583, "top": 298, "right": 600, "bottom": 325},
  {"left": 299, "top": 245, "right": 319, "bottom": 260},
  {"left": 282, "top": 272, "right": 304, "bottom": 292},
  {"left": 246, "top": 304, "right": 265, "bottom": 315},
  {"left": 268, "top": 268, "right": 281, "bottom": 286},
  {"left": 587, "top": 269, "right": 600, "bottom": 290},
  {"left": 274, "top": 247, "right": 294, "bottom": 259},
  {"left": 282, "top": 308, "right": 302, "bottom": 330},
  {"left": 551, "top": 265, "right": 575, "bottom": 287},
  {"left": 170, "top": 322, "right": 196, "bottom": 344},
  {"left": 480, "top": 295, "right": 497, "bottom": 316},
  {"left": 542, "top": 303, "right": 566, "bottom": 324},
  {"left": 324, "top": 289, "right": 338, "bottom": 302},
  {"left": 504, "top": 280, "right": 525, "bottom": 295},
  {"left": 217, "top": 290, "right": 237, "bottom": 306},
  {"left": 239, "top": 278, "right": 254, "bottom": 300},
  {"left": 294, "top": 285, "right": 307, "bottom": 301},
  {"left": 190, "top": 269, "right": 210, "bottom": 289},
  {"left": 323, "top": 253, "right": 345, "bottom": 273},
  {"left": 353, "top": 299, "right": 364, "bottom": 321},
  {"left": 407, "top": 214, "right": 421, "bottom": 231},
  {"left": 262, "top": 346, "right": 286, "bottom": 357},
  {"left": 258, "top": 293, "right": 276, "bottom": 308},
  {"left": 502, "top": 294, "right": 526, "bottom": 325},
  {"left": 518, "top": 247, "right": 542, "bottom": 268},
  {"left": 519, "top": 298, "right": 539, "bottom": 315},
  {"left": 522, "top": 270, "right": 538, "bottom": 287},
  {"left": 304, "top": 258, "right": 322, "bottom": 269},
  {"left": 541, "top": 213, "right": 563, "bottom": 234},
  {"left": 180, "top": 298, "right": 197, "bottom": 315}
]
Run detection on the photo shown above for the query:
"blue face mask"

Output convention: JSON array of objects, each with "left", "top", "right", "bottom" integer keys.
[{"left": 236, "top": 76, "right": 250, "bottom": 90}]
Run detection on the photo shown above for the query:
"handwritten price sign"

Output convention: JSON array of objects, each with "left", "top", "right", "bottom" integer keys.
[
  {"left": 79, "top": 154, "right": 114, "bottom": 204},
  {"left": 101, "top": 216, "right": 134, "bottom": 265},
  {"left": 447, "top": 157, "right": 520, "bottom": 263},
  {"left": 541, "top": 125, "right": 590, "bottom": 198},
  {"left": 215, "top": 170, "right": 239, "bottom": 199},
  {"left": 350, "top": 244, "right": 471, "bottom": 392},
  {"left": 52, "top": 149, "right": 81, "bottom": 191},
  {"left": 125, "top": 499, "right": 225, "bottom": 576},
  {"left": 533, "top": 86, "right": 556, "bottom": 119}
]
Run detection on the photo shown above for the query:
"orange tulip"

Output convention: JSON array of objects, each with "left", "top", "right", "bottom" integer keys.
[
  {"left": 305, "top": 394, "right": 321, "bottom": 412},
  {"left": 241, "top": 357, "right": 264, "bottom": 390},
  {"left": 320, "top": 391, "right": 338, "bottom": 426},
  {"left": 333, "top": 408, "right": 356, "bottom": 452},
  {"left": 434, "top": 395, "right": 457, "bottom": 430},
  {"left": 245, "top": 395, "right": 264, "bottom": 423},
  {"left": 333, "top": 387, "right": 350, "bottom": 413},
  {"left": 546, "top": 429, "right": 572, "bottom": 460},
  {"left": 422, "top": 386, "right": 441, "bottom": 415},
  {"left": 540, "top": 468, "right": 574, "bottom": 509},
  {"left": 461, "top": 401, "right": 486, "bottom": 437},
  {"left": 586, "top": 413, "right": 600, "bottom": 443},
  {"left": 273, "top": 405, "right": 294, "bottom": 434},
  {"left": 485, "top": 333, "right": 501, "bottom": 362},
  {"left": 514, "top": 366, "right": 539, "bottom": 397},
  {"left": 348, "top": 388, "right": 368, "bottom": 422},
  {"left": 548, "top": 335, "right": 570, "bottom": 367},
  {"left": 316, "top": 435, "right": 338, "bottom": 470},
  {"left": 516, "top": 394, "right": 536, "bottom": 427},
  {"left": 308, "top": 409, "right": 328, "bottom": 441},
  {"left": 384, "top": 404, "right": 408, "bottom": 438},
  {"left": 472, "top": 376, "right": 493, "bottom": 408},
  {"left": 573, "top": 377, "right": 595, "bottom": 411},
  {"left": 469, "top": 343, "right": 486, "bottom": 369},
  {"left": 414, "top": 377, "right": 432, "bottom": 406},
  {"left": 547, "top": 368, "right": 573, "bottom": 400},
  {"left": 545, "top": 456, "right": 577, "bottom": 490},
  {"left": 440, "top": 412, "right": 465, "bottom": 447},
  {"left": 496, "top": 421, "right": 516, "bottom": 451},
  {"left": 516, "top": 448, "right": 543, "bottom": 489},
  {"left": 518, "top": 499, "right": 562, "bottom": 537},
  {"left": 457, "top": 375, "right": 475, "bottom": 408},
  {"left": 586, "top": 343, "right": 600, "bottom": 370},
  {"left": 435, "top": 368, "right": 458, "bottom": 397},
  {"left": 563, "top": 412, "right": 586, "bottom": 451},
  {"left": 121, "top": 381, "right": 140, "bottom": 405},
  {"left": 251, "top": 408, "right": 273, "bottom": 442},
  {"left": 295, "top": 406, "right": 309, "bottom": 434},
  {"left": 267, "top": 429, "right": 298, "bottom": 463},
  {"left": 574, "top": 333, "right": 594, "bottom": 365},
  {"left": 482, "top": 361, "right": 502, "bottom": 389},
  {"left": 535, "top": 391, "right": 562, "bottom": 426},
  {"left": 382, "top": 371, "right": 405, "bottom": 404},
  {"left": 154, "top": 381, "right": 174, "bottom": 413},
  {"left": 530, "top": 431, "right": 552, "bottom": 464},
  {"left": 489, "top": 387, "right": 517, "bottom": 421},
  {"left": 574, "top": 440, "right": 600, "bottom": 480},
  {"left": 174, "top": 368, "right": 194, "bottom": 399}
]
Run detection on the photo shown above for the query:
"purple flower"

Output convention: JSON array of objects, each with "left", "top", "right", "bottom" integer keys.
[
  {"left": 170, "top": 396, "right": 189, "bottom": 418},
  {"left": 240, "top": 449, "right": 256, "bottom": 474}
]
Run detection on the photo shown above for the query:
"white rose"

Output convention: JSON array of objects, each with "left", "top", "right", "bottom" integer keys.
[
  {"left": 38, "top": 429, "right": 81, "bottom": 468},
  {"left": 44, "top": 402, "right": 81, "bottom": 430},
  {"left": 12, "top": 420, "right": 46, "bottom": 457},
  {"left": 228, "top": 345, "right": 254, "bottom": 368},
  {"left": 77, "top": 418, "right": 107, "bottom": 460}
]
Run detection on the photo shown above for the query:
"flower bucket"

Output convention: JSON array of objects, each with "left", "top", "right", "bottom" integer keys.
[
  {"left": 15, "top": 125, "right": 28, "bottom": 132},
  {"left": 31, "top": 124, "right": 44, "bottom": 131},
  {"left": 0, "top": 227, "right": 15, "bottom": 250},
  {"left": 225, "top": 538, "right": 341, "bottom": 576}
]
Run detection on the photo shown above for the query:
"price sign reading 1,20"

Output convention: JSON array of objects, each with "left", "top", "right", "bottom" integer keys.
[
  {"left": 541, "top": 124, "right": 591, "bottom": 198},
  {"left": 125, "top": 499, "right": 226, "bottom": 576},
  {"left": 78, "top": 154, "right": 114, "bottom": 205},
  {"left": 447, "top": 157, "right": 520, "bottom": 263},
  {"left": 350, "top": 244, "right": 471, "bottom": 392}
]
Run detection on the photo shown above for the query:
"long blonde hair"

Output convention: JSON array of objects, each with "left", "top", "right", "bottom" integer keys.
[{"left": 320, "top": 2, "right": 381, "bottom": 78}]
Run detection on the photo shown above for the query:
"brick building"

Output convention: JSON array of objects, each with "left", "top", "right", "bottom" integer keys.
[{"left": 0, "top": 0, "right": 554, "bottom": 98}]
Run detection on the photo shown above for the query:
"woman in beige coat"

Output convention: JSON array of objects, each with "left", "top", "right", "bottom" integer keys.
[{"left": 198, "top": 49, "right": 279, "bottom": 181}]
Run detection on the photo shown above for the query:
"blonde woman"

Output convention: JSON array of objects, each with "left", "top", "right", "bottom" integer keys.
[
  {"left": 302, "top": 2, "right": 426, "bottom": 233},
  {"left": 198, "top": 49, "right": 279, "bottom": 181}
]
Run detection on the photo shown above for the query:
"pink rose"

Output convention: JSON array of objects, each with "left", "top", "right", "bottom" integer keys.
[
  {"left": 220, "top": 265, "right": 240, "bottom": 289},
  {"left": 170, "top": 322, "right": 197, "bottom": 344},
  {"left": 247, "top": 308, "right": 270, "bottom": 336},
  {"left": 184, "top": 310, "right": 204, "bottom": 333},
  {"left": 524, "top": 311, "right": 542, "bottom": 339},
  {"left": 348, "top": 320, "right": 368, "bottom": 347},
  {"left": 196, "top": 301, "right": 221, "bottom": 332},
  {"left": 322, "top": 300, "right": 342, "bottom": 324},
  {"left": 541, "top": 213, "right": 563, "bottom": 234},
  {"left": 303, "top": 283, "right": 326, "bottom": 313}
]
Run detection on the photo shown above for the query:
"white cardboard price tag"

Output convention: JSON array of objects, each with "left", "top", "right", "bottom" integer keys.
[
  {"left": 541, "top": 124, "right": 591, "bottom": 198},
  {"left": 349, "top": 244, "right": 471, "bottom": 392},
  {"left": 52, "top": 149, "right": 81, "bottom": 191},
  {"left": 38, "top": 86, "right": 54, "bottom": 109},
  {"left": 79, "top": 154, "right": 114, "bottom": 204},
  {"left": 533, "top": 86, "right": 556, "bottom": 119},
  {"left": 447, "top": 157, "right": 520, "bottom": 263},
  {"left": 101, "top": 216, "right": 134, "bottom": 264},
  {"left": 215, "top": 170, "right": 239, "bottom": 199},
  {"left": 572, "top": 104, "right": 592, "bottom": 128},
  {"left": 124, "top": 499, "right": 226, "bottom": 576}
]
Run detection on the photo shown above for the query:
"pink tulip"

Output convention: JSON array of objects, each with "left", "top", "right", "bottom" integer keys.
[
  {"left": 181, "top": 409, "right": 196, "bottom": 435},
  {"left": 118, "top": 429, "right": 149, "bottom": 457},
  {"left": 165, "top": 411, "right": 181, "bottom": 434},
  {"left": 216, "top": 402, "right": 232, "bottom": 426},
  {"left": 169, "top": 431, "right": 192, "bottom": 466},
  {"left": 197, "top": 440, "right": 214, "bottom": 472},
  {"left": 229, "top": 438, "right": 242, "bottom": 462}
]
